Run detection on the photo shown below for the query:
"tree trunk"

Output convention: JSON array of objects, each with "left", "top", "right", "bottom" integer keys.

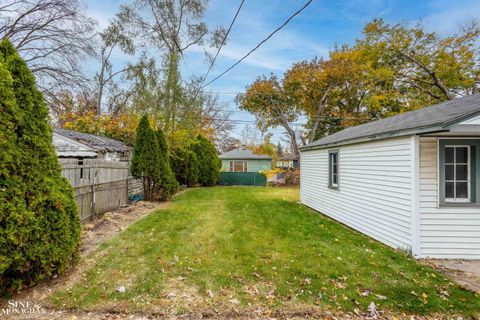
[
  {"left": 309, "top": 105, "right": 323, "bottom": 143},
  {"left": 308, "top": 89, "right": 330, "bottom": 143},
  {"left": 164, "top": 50, "right": 180, "bottom": 133},
  {"left": 96, "top": 47, "right": 108, "bottom": 115},
  {"left": 279, "top": 116, "right": 300, "bottom": 159}
]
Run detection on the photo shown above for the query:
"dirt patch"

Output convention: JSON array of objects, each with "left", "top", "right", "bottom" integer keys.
[
  {"left": 424, "top": 259, "right": 480, "bottom": 293},
  {"left": 80, "top": 200, "right": 167, "bottom": 255}
]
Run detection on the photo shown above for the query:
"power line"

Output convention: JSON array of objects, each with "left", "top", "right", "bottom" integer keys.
[
  {"left": 201, "top": 0, "right": 314, "bottom": 88},
  {"left": 199, "top": 0, "right": 245, "bottom": 88}
]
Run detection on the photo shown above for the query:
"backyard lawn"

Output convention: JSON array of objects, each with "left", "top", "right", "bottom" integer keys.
[{"left": 49, "top": 187, "right": 480, "bottom": 317}]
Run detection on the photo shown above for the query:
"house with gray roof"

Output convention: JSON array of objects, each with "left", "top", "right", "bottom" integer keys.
[
  {"left": 300, "top": 94, "right": 480, "bottom": 259},
  {"left": 277, "top": 153, "right": 299, "bottom": 169},
  {"left": 53, "top": 128, "right": 132, "bottom": 162},
  {"left": 218, "top": 146, "right": 272, "bottom": 186}
]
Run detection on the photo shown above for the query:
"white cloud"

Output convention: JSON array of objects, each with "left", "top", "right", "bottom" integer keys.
[
  {"left": 187, "top": 23, "right": 329, "bottom": 73},
  {"left": 339, "top": 0, "right": 393, "bottom": 22},
  {"left": 423, "top": 0, "right": 480, "bottom": 35}
]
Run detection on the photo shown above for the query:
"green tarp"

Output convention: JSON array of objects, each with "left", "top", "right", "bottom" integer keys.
[{"left": 218, "top": 172, "right": 267, "bottom": 186}]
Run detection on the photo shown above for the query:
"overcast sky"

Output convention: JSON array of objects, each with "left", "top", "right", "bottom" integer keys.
[{"left": 85, "top": 0, "right": 480, "bottom": 145}]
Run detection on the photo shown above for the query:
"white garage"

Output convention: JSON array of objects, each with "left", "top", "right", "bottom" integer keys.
[{"left": 300, "top": 95, "right": 480, "bottom": 259}]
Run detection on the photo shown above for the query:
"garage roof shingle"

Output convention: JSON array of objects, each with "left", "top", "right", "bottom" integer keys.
[
  {"left": 219, "top": 146, "right": 271, "bottom": 160},
  {"left": 54, "top": 128, "right": 131, "bottom": 153}
]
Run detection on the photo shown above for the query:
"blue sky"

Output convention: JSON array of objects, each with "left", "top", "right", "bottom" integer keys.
[{"left": 85, "top": 0, "right": 480, "bottom": 145}]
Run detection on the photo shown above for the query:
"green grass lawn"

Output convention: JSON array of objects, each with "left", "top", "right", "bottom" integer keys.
[{"left": 49, "top": 187, "right": 480, "bottom": 316}]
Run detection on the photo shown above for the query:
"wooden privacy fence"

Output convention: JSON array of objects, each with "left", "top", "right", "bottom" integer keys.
[{"left": 59, "top": 159, "right": 134, "bottom": 222}]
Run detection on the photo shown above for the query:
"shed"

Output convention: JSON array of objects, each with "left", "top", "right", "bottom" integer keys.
[
  {"left": 53, "top": 131, "right": 97, "bottom": 158},
  {"left": 218, "top": 146, "right": 272, "bottom": 186},
  {"left": 300, "top": 94, "right": 480, "bottom": 259},
  {"left": 53, "top": 128, "right": 132, "bottom": 162}
]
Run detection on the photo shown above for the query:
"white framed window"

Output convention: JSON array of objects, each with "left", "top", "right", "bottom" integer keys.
[
  {"left": 444, "top": 145, "right": 470, "bottom": 202},
  {"left": 229, "top": 161, "right": 248, "bottom": 172},
  {"left": 328, "top": 151, "right": 339, "bottom": 189}
]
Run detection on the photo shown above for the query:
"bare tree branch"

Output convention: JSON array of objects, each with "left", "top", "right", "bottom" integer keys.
[{"left": 0, "top": 0, "right": 97, "bottom": 117}]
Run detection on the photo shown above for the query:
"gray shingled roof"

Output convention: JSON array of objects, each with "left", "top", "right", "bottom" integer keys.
[
  {"left": 302, "top": 94, "right": 480, "bottom": 150},
  {"left": 278, "top": 153, "right": 298, "bottom": 161},
  {"left": 219, "top": 146, "right": 272, "bottom": 160},
  {"left": 54, "top": 128, "right": 131, "bottom": 153}
]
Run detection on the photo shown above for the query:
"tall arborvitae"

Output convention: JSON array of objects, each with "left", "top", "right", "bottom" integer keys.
[
  {"left": 131, "top": 115, "right": 160, "bottom": 200},
  {"left": 185, "top": 147, "right": 200, "bottom": 187},
  {"left": 0, "top": 39, "right": 79, "bottom": 293},
  {"left": 170, "top": 143, "right": 199, "bottom": 187},
  {"left": 193, "top": 135, "right": 221, "bottom": 186},
  {"left": 155, "top": 128, "right": 178, "bottom": 200}
]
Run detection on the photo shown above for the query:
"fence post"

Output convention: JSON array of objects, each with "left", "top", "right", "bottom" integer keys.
[
  {"left": 92, "top": 166, "right": 98, "bottom": 220},
  {"left": 126, "top": 177, "right": 129, "bottom": 204},
  {"left": 92, "top": 183, "right": 98, "bottom": 220}
]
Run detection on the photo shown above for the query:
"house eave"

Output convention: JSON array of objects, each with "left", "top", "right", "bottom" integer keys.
[
  {"left": 219, "top": 157, "right": 272, "bottom": 160},
  {"left": 300, "top": 126, "right": 449, "bottom": 152}
]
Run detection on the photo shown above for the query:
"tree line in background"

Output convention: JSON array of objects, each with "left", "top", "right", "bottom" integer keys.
[
  {"left": 0, "top": 0, "right": 232, "bottom": 151},
  {"left": 238, "top": 19, "right": 480, "bottom": 157},
  {"left": 3, "top": 2, "right": 478, "bottom": 157}
]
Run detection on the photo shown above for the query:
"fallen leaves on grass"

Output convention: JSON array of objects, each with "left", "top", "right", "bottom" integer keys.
[
  {"left": 330, "top": 277, "right": 347, "bottom": 289},
  {"left": 375, "top": 294, "right": 387, "bottom": 300},
  {"left": 360, "top": 289, "right": 371, "bottom": 297},
  {"left": 421, "top": 292, "right": 428, "bottom": 304},
  {"left": 244, "top": 285, "right": 259, "bottom": 296}
]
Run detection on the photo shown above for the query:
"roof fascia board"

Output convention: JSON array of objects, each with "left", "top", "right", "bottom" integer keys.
[
  {"left": 53, "top": 132, "right": 97, "bottom": 152},
  {"left": 300, "top": 126, "right": 449, "bottom": 152},
  {"left": 219, "top": 157, "right": 272, "bottom": 160},
  {"left": 449, "top": 124, "right": 480, "bottom": 133},
  {"left": 441, "top": 109, "right": 480, "bottom": 128}
]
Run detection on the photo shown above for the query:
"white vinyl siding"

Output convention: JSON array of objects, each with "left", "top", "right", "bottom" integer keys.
[
  {"left": 419, "top": 137, "right": 480, "bottom": 259},
  {"left": 300, "top": 136, "right": 413, "bottom": 250}
]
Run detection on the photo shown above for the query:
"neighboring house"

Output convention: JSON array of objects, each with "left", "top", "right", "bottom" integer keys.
[
  {"left": 53, "top": 128, "right": 131, "bottom": 162},
  {"left": 219, "top": 146, "right": 272, "bottom": 186},
  {"left": 276, "top": 154, "right": 299, "bottom": 169},
  {"left": 300, "top": 94, "right": 480, "bottom": 259}
]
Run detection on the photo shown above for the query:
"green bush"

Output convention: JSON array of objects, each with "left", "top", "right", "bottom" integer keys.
[
  {"left": 131, "top": 115, "right": 178, "bottom": 200},
  {"left": 131, "top": 115, "right": 161, "bottom": 200},
  {"left": 193, "top": 135, "right": 221, "bottom": 186},
  {"left": 0, "top": 39, "right": 80, "bottom": 293},
  {"left": 170, "top": 143, "right": 200, "bottom": 187},
  {"left": 155, "top": 128, "right": 178, "bottom": 200}
]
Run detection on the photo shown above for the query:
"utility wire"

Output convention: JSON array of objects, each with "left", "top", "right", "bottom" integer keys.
[
  {"left": 201, "top": 0, "right": 314, "bottom": 88},
  {"left": 199, "top": 0, "right": 246, "bottom": 88}
]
